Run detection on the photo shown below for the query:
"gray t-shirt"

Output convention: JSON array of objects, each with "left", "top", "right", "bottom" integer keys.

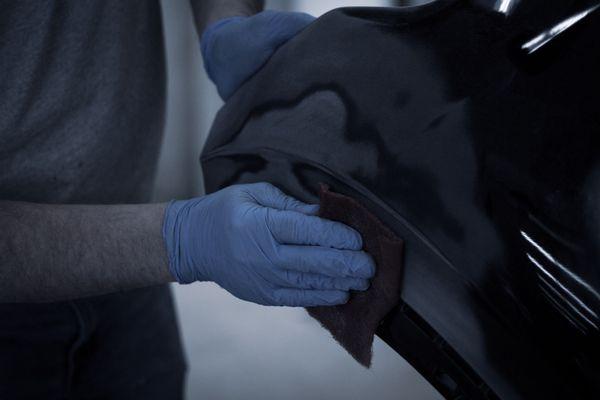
[{"left": 0, "top": 0, "right": 166, "bottom": 204}]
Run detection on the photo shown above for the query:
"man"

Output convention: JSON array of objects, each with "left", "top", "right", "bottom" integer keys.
[{"left": 0, "top": 1, "right": 375, "bottom": 398}]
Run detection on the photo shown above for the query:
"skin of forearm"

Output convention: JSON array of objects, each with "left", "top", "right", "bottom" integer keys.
[
  {"left": 190, "top": 0, "right": 265, "bottom": 38},
  {"left": 0, "top": 201, "right": 174, "bottom": 303}
]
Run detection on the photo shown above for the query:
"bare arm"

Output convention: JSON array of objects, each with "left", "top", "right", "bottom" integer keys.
[
  {"left": 190, "top": 0, "right": 265, "bottom": 37},
  {"left": 0, "top": 201, "right": 173, "bottom": 303}
]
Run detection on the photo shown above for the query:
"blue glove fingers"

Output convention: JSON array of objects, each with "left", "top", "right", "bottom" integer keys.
[
  {"left": 267, "top": 209, "right": 363, "bottom": 250},
  {"left": 163, "top": 181, "right": 372, "bottom": 307},
  {"left": 273, "top": 288, "right": 349, "bottom": 307},
  {"left": 274, "top": 270, "right": 369, "bottom": 291},
  {"left": 245, "top": 182, "right": 318, "bottom": 215},
  {"left": 276, "top": 245, "right": 376, "bottom": 279},
  {"left": 201, "top": 11, "right": 315, "bottom": 100}
]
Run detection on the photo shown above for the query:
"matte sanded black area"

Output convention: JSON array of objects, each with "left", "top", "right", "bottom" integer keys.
[{"left": 307, "top": 184, "right": 404, "bottom": 367}]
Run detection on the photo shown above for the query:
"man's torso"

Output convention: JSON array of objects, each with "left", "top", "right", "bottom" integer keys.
[
  {"left": 0, "top": 2, "right": 185, "bottom": 397},
  {"left": 0, "top": 0, "right": 166, "bottom": 204}
]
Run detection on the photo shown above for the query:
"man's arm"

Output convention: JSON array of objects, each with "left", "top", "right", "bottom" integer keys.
[
  {"left": 0, "top": 184, "right": 374, "bottom": 306},
  {"left": 190, "top": 0, "right": 264, "bottom": 37},
  {"left": 0, "top": 201, "right": 172, "bottom": 303}
]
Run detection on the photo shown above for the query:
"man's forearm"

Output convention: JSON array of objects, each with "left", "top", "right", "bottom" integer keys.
[
  {"left": 0, "top": 201, "right": 173, "bottom": 303},
  {"left": 190, "top": 0, "right": 265, "bottom": 37}
]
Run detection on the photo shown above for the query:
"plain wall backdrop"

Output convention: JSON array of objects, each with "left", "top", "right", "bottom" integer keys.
[{"left": 155, "top": 1, "right": 441, "bottom": 399}]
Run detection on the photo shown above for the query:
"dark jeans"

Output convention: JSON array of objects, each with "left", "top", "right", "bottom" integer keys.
[{"left": 0, "top": 285, "right": 186, "bottom": 399}]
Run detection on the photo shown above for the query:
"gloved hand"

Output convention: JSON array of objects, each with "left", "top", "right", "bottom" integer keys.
[
  {"left": 163, "top": 183, "right": 375, "bottom": 307},
  {"left": 201, "top": 10, "right": 315, "bottom": 100}
]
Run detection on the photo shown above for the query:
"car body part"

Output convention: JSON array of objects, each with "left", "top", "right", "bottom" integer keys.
[{"left": 201, "top": 0, "right": 600, "bottom": 398}]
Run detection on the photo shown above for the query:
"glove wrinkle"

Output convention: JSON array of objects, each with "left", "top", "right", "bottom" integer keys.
[{"left": 201, "top": 10, "right": 315, "bottom": 100}]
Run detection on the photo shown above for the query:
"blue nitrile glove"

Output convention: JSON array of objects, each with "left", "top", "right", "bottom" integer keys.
[
  {"left": 162, "top": 183, "right": 375, "bottom": 307},
  {"left": 201, "top": 10, "right": 315, "bottom": 100}
]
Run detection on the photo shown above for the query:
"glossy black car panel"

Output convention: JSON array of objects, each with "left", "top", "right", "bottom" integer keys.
[{"left": 201, "top": 1, "right": 600, "bottom": 398}]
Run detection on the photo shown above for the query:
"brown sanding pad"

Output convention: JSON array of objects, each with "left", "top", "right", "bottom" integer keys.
[{"left": 307, "top": 184, "right": 404, "bottom": 367}]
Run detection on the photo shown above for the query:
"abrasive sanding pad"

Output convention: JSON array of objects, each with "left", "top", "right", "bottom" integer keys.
[{"left": 307, "top": 184, "right": 404, "bottom": 367}]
